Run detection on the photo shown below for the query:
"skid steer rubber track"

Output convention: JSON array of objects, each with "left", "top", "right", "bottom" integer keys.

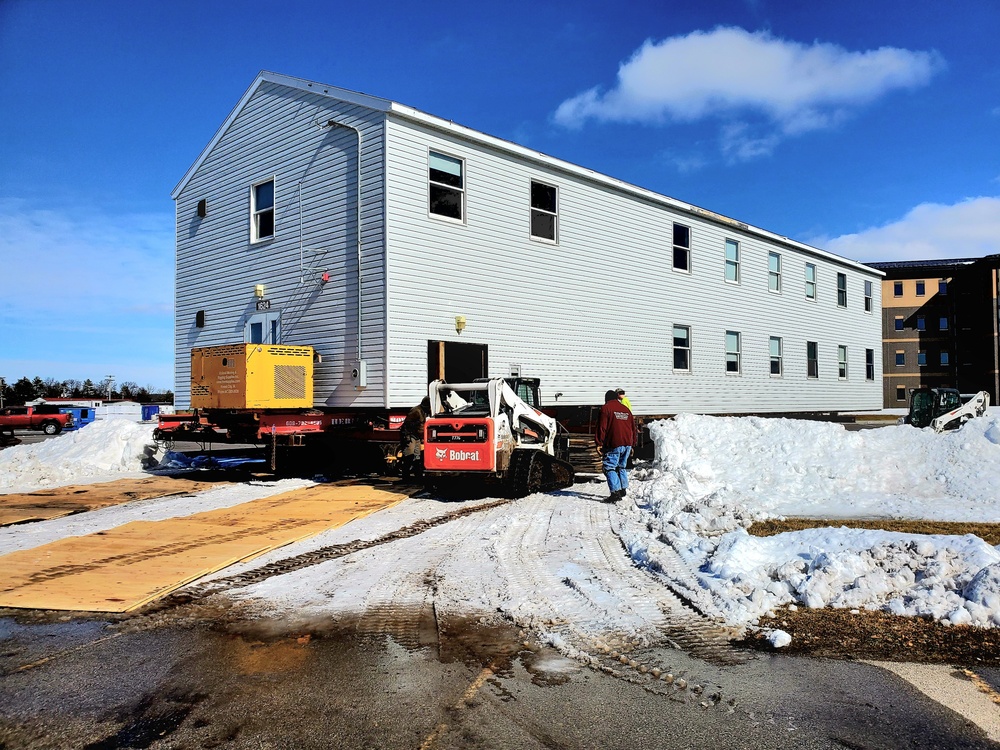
[{"left": 507, "top": 449, "right": 575, "bottom": 498}]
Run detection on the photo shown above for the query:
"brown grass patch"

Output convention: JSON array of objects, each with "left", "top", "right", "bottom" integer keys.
[{"left": 748, "top": 518, "right": 1000, "bottom": 545}]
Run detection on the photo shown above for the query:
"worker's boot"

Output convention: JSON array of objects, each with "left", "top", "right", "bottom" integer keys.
[{"left": 400, "top": 455, "right": 413, "bottom": 482}]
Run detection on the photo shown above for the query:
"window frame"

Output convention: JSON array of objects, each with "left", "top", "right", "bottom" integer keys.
[
  {"left": 807, "top": 341, "right": 819, "bottom": 379},
  {"left": 865, "top": 348, "right": 875, "bottom": 380},
  {"left": 769, "top": 336, "right": 782, "bottom": 377},
  {"left": 250, "top": 177, "right": 275, "bottom": 243},
  {"left": 838, "top": 345, "right": 848, "bottom": 380},
  {"left": 428, "top": 150, "right": 466, "bottom": 223},
  {"left": 672, "top": 324, "right": 691, "bottom": 372},
  {"left": 768, "top": 252, "right": 782, "bottom": 293},
  {"left": 915, "top": 280, "right": 926, "bottom": 296},
  {"left": 917, "top": 350, "right": 927, "bottom": 367},
  {"left": 940, "top": 350, "right": 950, "bottom": 366},
  {"left": 938, "top": 280, "right": 948, "bottom": 295},
  {"left": 724, "top": 239, "right": 740, "bottom": 284},
  {"left": 672, "top": 223, "right": 691, "bottom": 273},
  {"left": 893, "top": 281, "right": 903, "bottom": 297},
  {"left": 725, "top": 330, "right": 741, "bottom": 374},
  {"left": 916, "top": 316, "right": 925, "bottom": 331},
  {"left": 805, "top": 263, "right": 817, "bottom": 301},
  {"left": 837, "top": 272, "right": 848, "bottom": 308},
  {"left": 939, "top": 316, "right": 949, "bottom": 331},
  {"left": 864, "top": 280, "right": 873, "bottom": 313},
  {"left": 895, "top": 350, "right": 905, "bottom": 367},
  {"left": 529, "top": 179, "right": 558, "bottom": 243},
  {"left": 896, "top": 385, "right": 906, "bottom": 402},
  {"left": 894, "top": 316, "right": 905, "bottom": 331}
]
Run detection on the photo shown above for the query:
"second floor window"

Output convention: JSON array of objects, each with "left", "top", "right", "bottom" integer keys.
[
  {"left": 916, "top": 280, "right": 926, "bottom": 296},
  {"left": 864, "top": 280, "right": 873, "bottom": 312},
  {"left": 429, "top": 151, "right": 464, "bottom": 221},
  {"left": 805, "top": 263, "right": 816, "bottom": 300},
  {"left": 725, "top": 239, "right": 740, "bottom": 283},
  {"left": 768, "top": 252, "right": 781, "bottom": 292},
  {"left": 530, "top": 180, "right": 558, "bottom": 241},
  {"left": 837, "top": 273, "right": 847, "bottom": 307},
  {"left": 673, "top": 223, "right": 691, "bottom": 271},
  {"left": 893, "top": 281, "right": 903, "bottom": 297},
  {"left": 251, "top": 178, "right": 275, "bottom": 242}
]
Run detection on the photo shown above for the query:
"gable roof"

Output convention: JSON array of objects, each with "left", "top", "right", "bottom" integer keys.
[{"left": 172, "top": 71, "right": 882, "bottom": 276}]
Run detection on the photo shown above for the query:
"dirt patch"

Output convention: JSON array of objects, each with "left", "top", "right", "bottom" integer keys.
[
  {"left": 748, "top": 517, "right": 1000, "bottom": 545},
  {"left": 739, "top": 607, "right": 1000, "bottom": 665}
]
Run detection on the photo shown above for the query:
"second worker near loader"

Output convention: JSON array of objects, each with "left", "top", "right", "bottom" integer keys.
[{"left": 595, "top": 388, "right": 637, "bottom": 503}]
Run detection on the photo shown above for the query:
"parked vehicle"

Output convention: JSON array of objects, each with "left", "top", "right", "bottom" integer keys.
[
  {"left": 906, "top": 388, "right": 990, "bottom": 431},
  {"left": 0, "top": 405, "right": 74, "bottom": 435}
]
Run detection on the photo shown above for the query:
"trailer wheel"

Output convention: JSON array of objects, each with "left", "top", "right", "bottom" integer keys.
[{"left": 42, "top": 421, "right": 61, "bottom": 435}]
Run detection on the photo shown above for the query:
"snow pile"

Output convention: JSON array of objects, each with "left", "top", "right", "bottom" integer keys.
[
  {"left": 0, "top": 418, "right": 161, "bottom": 491},
  {"left": 621, "top": 414, "right": 1000, "bottom": 629}
]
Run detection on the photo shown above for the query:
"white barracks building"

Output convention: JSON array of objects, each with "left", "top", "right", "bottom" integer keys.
[{"left": 171, "top": 71, "right": 883, "bottom": 416}]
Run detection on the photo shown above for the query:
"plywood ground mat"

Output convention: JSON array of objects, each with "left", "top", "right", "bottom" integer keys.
[
  {"left": 0, "top": 482, "right": 417, "bottom": 613},
  {"left": 0, "top": 477, "right": 229, "bottom": 526}
]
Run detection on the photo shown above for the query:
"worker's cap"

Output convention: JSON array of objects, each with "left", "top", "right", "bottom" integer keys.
[
  {"left": 604, "top": 389, "right": 618, "bottom": 402},
  {"left": 420, "top": 396, "right": 431, "bottom": 408},
  {"left": 615, "top": 388, "right": 626, "bottom": 395}
]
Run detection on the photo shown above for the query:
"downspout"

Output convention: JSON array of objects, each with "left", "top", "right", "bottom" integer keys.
[{"left": 323, "top": 119, "right": 364, "bottom": 361}]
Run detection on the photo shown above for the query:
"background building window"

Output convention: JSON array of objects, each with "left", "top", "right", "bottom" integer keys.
[
  {"left": 866, "top": 349, "right": 875, "bottom": 380},
  {"left": 672, "top": 224, "right": 690, "bottom": 271},
  {"left": 894, "top": 317, "right": 904, "bottom": 331},
  {"left": 769, "top": 336, "right": 782, "bottom": 376},
  {"left": 837, "top": 273, "right": 847, "bottom": 307},
  {"left": 916, "top": 316, "right": 925, "bottom": 331},
  {"left": 768, "top": 252, "right": 781, "bottom": 292},
  {"left": 917, "top": 351, "right": 927, "bottom": 366},
  {"left": 895, "top": 351, "right": 905, "bottom": 366},
  {"left": 429, "top": 151, "right": 464, "bottom": 220},
  {"left": 838, "top": 345, "right": 848, "bottom": 379},
  {"left": 725, "top": 239, "right": 740, "bottom": 283},
  {"left": 530, "top": 180, "right": 557, "bottom": 241},
  {"left": 805, "top": 263, "right": 816, "bottom": 300},
  {"left": 915, "top": 280, "right": 926, "bottom": 296},
  {"left": 939, "top": 280, "right": 948, "bottom": 295},
  {"left": 807, "top": 341, "right": 818, "bottom": 378},
  {"left": 939, "top": 316, "right": 949, "bottom": 330},
  {"left": 673, "top": 325, "right": 690, "bottom": 371},
  {"left": 940, "top": 350, "right": 950, "bottom": 366},
  {"left": 864, "top": 280, "right": 873, "bottom": 312},
  {"left": 725, "top": 330, "right": 741, "bottom": 373},
  {"left": 893, "top": 281, "right": 903, "bottom": 297},
  {"left": 251, "top": 178, "right": 275, "bottom": 242},
  {"left": 896, "top": 386, "right": 906, "bottom": 401}
]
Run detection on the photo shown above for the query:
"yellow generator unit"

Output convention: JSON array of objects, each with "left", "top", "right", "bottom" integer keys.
[{"left": 190, "top": 344, "right": 314, "bottom": 409}]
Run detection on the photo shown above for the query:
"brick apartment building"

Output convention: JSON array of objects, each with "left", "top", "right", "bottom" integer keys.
[{"left": 868, "top": 256, "right": 1000, "bottom": 408}]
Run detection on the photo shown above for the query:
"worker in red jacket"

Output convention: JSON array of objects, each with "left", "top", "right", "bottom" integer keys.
[{"left": 595, "top": 389, "right": 637, "bottom": 503}]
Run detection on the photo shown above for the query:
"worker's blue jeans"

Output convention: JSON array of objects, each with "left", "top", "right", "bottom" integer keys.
[{"left": 602, "top": 445, "right": 631, "bottom": 494}]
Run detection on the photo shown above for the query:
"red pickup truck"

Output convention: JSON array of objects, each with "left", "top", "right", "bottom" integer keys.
[{"left": 0, "top": 405, "right": 74, "bottom": 435}]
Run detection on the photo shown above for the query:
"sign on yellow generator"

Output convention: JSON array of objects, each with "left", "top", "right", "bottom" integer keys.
[{"left": 190, "top": 344, "right": 314, "bottom": 409}]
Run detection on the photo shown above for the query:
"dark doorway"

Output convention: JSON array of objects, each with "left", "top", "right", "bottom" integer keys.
[{"left": 428, "top": 341, "right": 488, "bottom": 383}]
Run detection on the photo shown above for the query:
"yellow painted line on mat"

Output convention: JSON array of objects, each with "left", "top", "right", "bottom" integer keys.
[
  {"left": 0, "top": 482, "right": 417, "bottom": 613},
  {"left": 0, "top": 477, "right": 229, "bottom": 526}
]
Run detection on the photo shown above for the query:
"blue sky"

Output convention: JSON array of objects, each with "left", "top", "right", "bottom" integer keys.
[{"left": 1, "top": 0, "right": 998, "bottom": 389}]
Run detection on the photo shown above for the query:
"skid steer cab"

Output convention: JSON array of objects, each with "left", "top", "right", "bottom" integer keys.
[
  {"left": 906, "top": 388, "right": 990, "bottom": 432},
  {"left": 423, "top": 378, "right": 574, "bottom": 498}
]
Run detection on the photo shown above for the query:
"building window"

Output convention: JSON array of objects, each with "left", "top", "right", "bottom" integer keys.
[
  {"left": 725, "top": 330, "right": 741, "bottom": 373},
  {"left": 896, "top": 386, "right": 906, "bottom": 401},
  {"left": 837, "top": 273, "right": 847, "bottom": 307},
  {"left": 915, "top": 280, "right": 925, "bottom": 296},
  {"left": 894, "top": 316, "right": 904, "bottom": 331},
  {"left": 805, "top": 263, "right": 816, "bottom": 300},
  {"left": 866, "top": 349, "right": 875, "bottom": 380},
  {"left": 916, "top": 316, "right": 925, "bottom": 331},
  {"left": 768, "top": 252, "right": 781, "bottom": 292},
  {"left": 895, "top": 350, "right": 905, "bottom": 366},
  {"left": 251, "top": 178, "right": 275, "bottom": 242},
  {"left": 725, "top": 239, "right": 740, "bottom": 283},
  {"left": 939, "top": 316, "right": 949, "bottom": 331},
  {"left": 893, "top": 281, "right": 903, "bottom": 297},
  {"left": 769, "top": 336, "right": 782, "bottom": 376},
  {"left": 672, "top": 224, "right": 690, "bottom": 272},
  {"left": 939, "top": 280, "right": 948, "bottom": 295},
  {"left": 429, "top": 151, "right": 464, "bottom": 221},
  {"left": 807, "top": 341, "right": 818, "bottom": 379},
  {"left": 864, "top": 280, "right": 873, "bottom": 313},
  {"left": 940, "top": 350, "right": 950, "bottom": 366},
  {"left": 917, "top": 351, "right": 927, "bottom": 367},
  {"left": 838, "top": 345, "right": 848, "bottom": 379},
  {"left": 530, "top": 180, "right": 557, "bottom": 241},
  {"left": 673, "top": 325, "right": 691, "bottom": 371}
]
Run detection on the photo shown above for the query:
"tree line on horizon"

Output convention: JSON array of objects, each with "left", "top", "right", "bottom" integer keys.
[{"left": 0, "top": 376, "right": 174, "bottom": 407}]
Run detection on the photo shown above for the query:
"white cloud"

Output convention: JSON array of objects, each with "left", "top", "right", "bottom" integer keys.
[
  {"left": 555, "top": 27, "right": 944, "bottom": 159},
  {"left": 815, "top": 197, "right": 1000, "bottom": 263}
]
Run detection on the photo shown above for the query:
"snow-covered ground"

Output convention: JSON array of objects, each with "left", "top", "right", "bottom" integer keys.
[{"left": 3, "top": 414, "right": 1000, "bottom": 652}]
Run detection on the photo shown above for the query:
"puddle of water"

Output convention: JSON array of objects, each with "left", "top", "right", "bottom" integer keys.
[
  {"left": 82, "top": 691, "right": 207, "bottom": 750},
  {"left": 520, "top": 647, "right": 583, "bottom": 686}
]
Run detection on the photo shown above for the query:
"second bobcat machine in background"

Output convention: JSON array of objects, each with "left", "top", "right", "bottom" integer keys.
[{"left": 422, "top": 378, "right": 575, "bottom": 498}]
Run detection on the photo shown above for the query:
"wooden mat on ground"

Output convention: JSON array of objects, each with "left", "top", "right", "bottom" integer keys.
[
  {"left": 0, "top": 477, "right": 228, "bottom": 526},
  {"left": 0, "top": 482, "right": 416, "bottom": 613}
]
